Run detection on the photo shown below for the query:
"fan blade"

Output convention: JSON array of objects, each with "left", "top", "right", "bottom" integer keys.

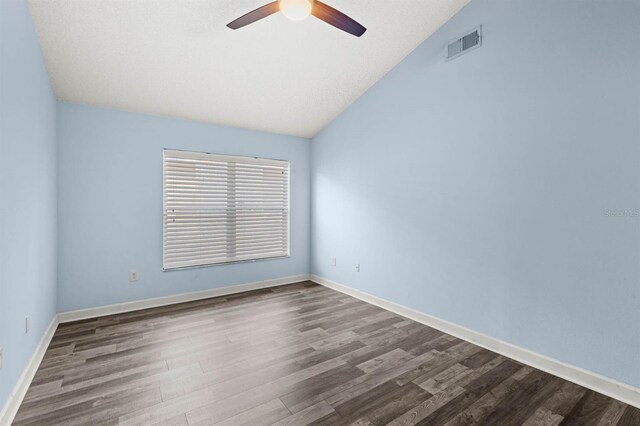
[
  {"left": 311, "top": 1, "right": 366, "bottom": 37},
  {"left": 227, "top": 2, "right": 280, "bottom": 30}
]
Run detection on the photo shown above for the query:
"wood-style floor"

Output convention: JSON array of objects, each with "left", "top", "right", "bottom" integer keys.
[{"left": 14, "top": 282, "right": 639, "bottom": 425}]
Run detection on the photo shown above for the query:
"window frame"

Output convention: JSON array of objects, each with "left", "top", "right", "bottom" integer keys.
[{"left": 162, "top": 149, "right": 290, "bottom": 271}]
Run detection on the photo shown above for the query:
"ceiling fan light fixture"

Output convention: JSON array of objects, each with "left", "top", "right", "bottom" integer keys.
[{"left": 279, "top": 0, "right": 313, "bottom": 21}]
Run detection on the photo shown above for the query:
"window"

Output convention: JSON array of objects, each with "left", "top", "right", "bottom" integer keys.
[{"left": 163, "top": 150, "right": 289, "bottom": 270}]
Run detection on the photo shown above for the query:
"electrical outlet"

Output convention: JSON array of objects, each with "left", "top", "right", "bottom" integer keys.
[
  {"left": 25, "top": 316, "right": 30, "bottom": 334},
  {"left": 355, "top": 264, "right": 360, "bottom": 272},
  {"left": 130, "top": 271, "right": 139, "bottom": 282},
  {"left": 331, "top": 257, "right": 336, "bottom": 266},
  {"left": 0, "top": 347, "right": 3, "bottom": 369}
]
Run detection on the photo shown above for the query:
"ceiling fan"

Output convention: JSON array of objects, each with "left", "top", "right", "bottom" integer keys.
[{"left": 227, "top": 0, "right": 366, "bottom": 37}]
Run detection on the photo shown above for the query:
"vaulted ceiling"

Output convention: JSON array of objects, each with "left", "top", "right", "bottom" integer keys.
[{"left": 29, "top": 0, "right": 469, "bottom": 138}]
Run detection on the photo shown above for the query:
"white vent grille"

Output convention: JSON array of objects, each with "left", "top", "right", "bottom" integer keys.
[
  {"left": 446, "top": 27, "right": 482, "bottom": 61},
  {"left": 163, "top": 150, "right": 289, "bottom": 270}
]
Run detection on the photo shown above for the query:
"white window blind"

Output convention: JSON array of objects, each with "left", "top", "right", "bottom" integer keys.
[{"left": 163, "top": 150, "right": 290, "bottom": 270}]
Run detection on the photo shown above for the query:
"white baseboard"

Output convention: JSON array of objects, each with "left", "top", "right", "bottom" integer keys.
[
  {"left": 58, "top": 274, "right": 311, "bottom": 323},
  {"left": 310, "top": 274, "right": 640, "bottom": 409},
  {"left": 0, "top": 315, "right": 59, "bottom": 426}
]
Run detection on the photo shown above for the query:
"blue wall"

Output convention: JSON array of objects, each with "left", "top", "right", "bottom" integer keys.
[
  {"left": 0, "top": 0, "right": 58, "bottom": 410},
  {"left": 311, "top": 0, "right": 640, "bottom": 388},
  {"left": 57, "top": 103, "right": 310, "bottom": 312}
]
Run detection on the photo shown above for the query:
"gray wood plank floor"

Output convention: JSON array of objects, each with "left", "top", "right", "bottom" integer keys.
[{"left": 14, "top": 281, "right": 639, "bottom": 425}]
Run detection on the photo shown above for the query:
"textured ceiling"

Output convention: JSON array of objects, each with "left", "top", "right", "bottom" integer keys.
[{"left": 29, "top": 0, "right": 469, "bottom": 138}]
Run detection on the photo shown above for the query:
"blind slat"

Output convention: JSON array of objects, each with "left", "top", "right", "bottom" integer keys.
[{"left": 165, "top": 233, "right": 287, "bottom": 246}]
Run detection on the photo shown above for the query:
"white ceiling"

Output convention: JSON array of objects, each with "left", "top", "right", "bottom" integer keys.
[{"left": 29, "top": 0, "right": 469, "bottom": 138}]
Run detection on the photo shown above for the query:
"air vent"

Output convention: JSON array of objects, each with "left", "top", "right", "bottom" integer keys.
[{"left": 446, "top": 27, "right": 481, "bottom": 61}]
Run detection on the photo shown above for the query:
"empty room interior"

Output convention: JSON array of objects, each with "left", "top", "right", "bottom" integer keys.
[{"left": 2, "top": 0, "right": 640, "bottom": 424}]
